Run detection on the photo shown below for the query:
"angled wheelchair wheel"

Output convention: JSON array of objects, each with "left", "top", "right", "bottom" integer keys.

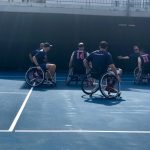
[
  {"left": 134, "top": 68, "right": 142, "bottom": 85},
  {"left": 99, "top": 73, "right": 120, "bottom": 99},
  {"left": 81, "top": 73, "right": 99, "bottom": 95},
  {"left": 134, "top": 67, "right": 139, "bottom": 79},
  {"left": 65, "top": 75, "right": 72, "bottom": 86},
  {"left": 25, "top": 67, "right": 44, "bottom": 87}
]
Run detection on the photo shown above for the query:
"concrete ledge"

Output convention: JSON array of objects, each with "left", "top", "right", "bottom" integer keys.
[
  {"left": 0, "top": 1, "right": 150, "bottom": 17},
  {"left": 0, "top": 4, "right": 127, "bottom": 16}
]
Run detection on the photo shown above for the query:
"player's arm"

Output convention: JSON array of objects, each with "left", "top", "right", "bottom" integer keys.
[
  {"left": 118, "top": 56, "right": 130, "bottom": 60},
  {"left": 32, "top": 56, "right": 39, "bottom": 67},
  {"left": 69, "top": 52, "right": 74, "bottom": 68},
  {"left": 86, "top": 52, "right": 90, "bottom": 57},
  {"left": 29, "top": 53, "right": 33, "bottom": 63},
  {"left": 83, "top": 58, "right": 92, "bottom": 74},
  {"left": 84, "top": 53, "right": 93, "bottom": 72},
  {"left": 138, "top": 57, "right": 142, "bottom": 72},
  {"left": 83, "top": 59, "right": 90, "bottom": 69}
]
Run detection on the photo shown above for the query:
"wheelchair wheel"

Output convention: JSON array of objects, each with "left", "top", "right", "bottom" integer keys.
[
  {"left": 134, "top": 68, "right": 142, "bottom": 84},
  {"left": 81, "top": 73, "right": 99, "bottom": 95},
  {"left": 134, "top": 67, "right": 140, "bottom": 79},
  {"left": 65, "top": 75, "right": 72, "bottom": 86},
  {"left": 25, "top": 67, "right": 44, "bottom": 87},
  {"left": 99, "top": 73, "right": 120, "bottom": 99},
  {"left": 65, "top": 75, "right": 81, "bottom": 86}
]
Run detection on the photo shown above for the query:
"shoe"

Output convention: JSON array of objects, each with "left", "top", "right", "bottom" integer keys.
[
  {"left": 43, "top": 80, "right": 53, "bottom": 85},
  {"left": 105, "top": 86, "right": 118, "bottom": 93},
  {"left": 49, "top": 78, "right": 56, "bottom": 85}
]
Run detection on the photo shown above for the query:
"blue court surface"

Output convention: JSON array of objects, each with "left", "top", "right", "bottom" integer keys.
[{"left": 0, "top": 72, "right": 150, "bottom": 150}]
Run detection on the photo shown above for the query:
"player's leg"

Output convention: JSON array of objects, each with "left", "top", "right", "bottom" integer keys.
[
  {"left": 46, "top": 63, "right": 56, "bottom": 78},
  {"left": 106, "top": 68, "right": 122, "bottom": 93}
]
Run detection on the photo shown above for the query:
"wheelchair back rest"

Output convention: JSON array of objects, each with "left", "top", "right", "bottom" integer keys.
[
  {"left": 141, "top": 54, "right": 150, "bottom": 64},
  {"left": 73, "top": 50, "right": 87, "bottom": 61},
  {"left": 141, "top": 54, "right": 150, "bottom": 71},
  {"left": 72, "top": 50, "right": 87, "bottom": 72}
]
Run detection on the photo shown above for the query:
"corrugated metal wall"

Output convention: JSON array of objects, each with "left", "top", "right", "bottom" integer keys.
[{"left": 0, "top": 12, "right": 150, "bottom": 71}]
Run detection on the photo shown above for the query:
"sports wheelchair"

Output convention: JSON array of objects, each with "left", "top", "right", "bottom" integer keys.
[
  {"left": 134, "top": 67, "right": 150, "bottom": 84},
  {"left": 65, "top": 67, "right": 86, "bottom": 86},
  {"left": 25, "top": 67, "right": 56, "bottom": 87},
  {"left": 81, "top": 69, "right": 121, "bottom": 99},
  {"left": 134, "top": 67, "right": 139, "bottom": 79}
]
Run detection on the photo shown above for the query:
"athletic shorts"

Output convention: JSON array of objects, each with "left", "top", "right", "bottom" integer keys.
[{"left": 40, "top": 63, "right": 47, "bottom": 71}]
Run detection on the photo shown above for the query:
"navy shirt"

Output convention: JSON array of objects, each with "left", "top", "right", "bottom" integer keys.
[
  {"left": 86, "top": 50, "right": 114, "bottom": 74},
  {"left": 72, "top": 50, "right": 88, "bottom": 73},
  {"left": 35, "top": 50, "right": 47, "bottom": 64},
  {"left": 86, "top": 50, "right": 113, "bottom": 73},
  {"left": 140, "top": 53, "right": 150, "bottom": 71},
  {"left": 31, "top": 49, "right": 40, "bottom": 57},
  {"left": 129, "top": 53, "right": 140, "bottom": 68},
  {"left": 73, "top": 50, "right": 87, "bottom": 66}
]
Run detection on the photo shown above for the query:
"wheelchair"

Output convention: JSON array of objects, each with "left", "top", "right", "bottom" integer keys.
[
  {"left": 81, "top": 69, "right": 121, "bottom": 99},
  {"left": 25, "top": 67, "right": 56, "bottom": 87},
  {"left": 134, "top": 67, "right": 139, "bottom": 79},
  {"left": 134, "top": 67, "right": 150, "bottom": 84},
  {"left": 65, "top": 67, "right": 86, "bottom": 86}
]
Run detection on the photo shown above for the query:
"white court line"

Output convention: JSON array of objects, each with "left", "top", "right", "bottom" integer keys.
[
  {"left": 8, "top": 86, "right": 34, "bottom": 132},
  {"left": 0, "top": 76, "right": 66, "bottom": 79},
  {"left": 0, "top": 76, "right": 65, "bottom": 79},
  {"left": 0, "top": 130, "right": 10, "bottom": 133},
  {"left": 15, "top": 130, "right": 150, "bottom": 134},
  {"left": 0, "top": 92, "right": 26, "bottom": 95}
]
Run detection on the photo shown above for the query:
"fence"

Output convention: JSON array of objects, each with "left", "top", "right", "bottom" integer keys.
[{"left": 0, "top": 0, "right": 150, "bottom": 11}]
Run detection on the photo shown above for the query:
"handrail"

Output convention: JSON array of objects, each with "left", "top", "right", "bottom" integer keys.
[{"left": 0, "top": 0, "right": 150, "bottom": 10}]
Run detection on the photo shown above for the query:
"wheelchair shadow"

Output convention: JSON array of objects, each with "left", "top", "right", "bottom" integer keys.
[
  {"left": 20, "top": 82, "right": 57, "bottom": 91},
  {"left": 82, "top": 94, "right": 126, "bottom": 106},
  {"left": 20, "top": 82, "right": 31, "bottom": 89},
  {"left": 20, "top": 79, "right": 83, "bottom": 91}
]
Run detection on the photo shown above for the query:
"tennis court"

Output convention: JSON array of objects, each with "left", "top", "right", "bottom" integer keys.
[
  {"left": 0, "top": 72, "right": 150, "bottom": 150},
  {"left": 0, "top": 0, "right": 150, "bottom": 149}
]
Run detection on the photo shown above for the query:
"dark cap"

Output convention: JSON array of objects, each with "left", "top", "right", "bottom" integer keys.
[
  {"left": 78, "top": 42, "right": 84, "bottom": 47},
  {"left": 43, "top": 42, "right": 53, "bottom": 48}
]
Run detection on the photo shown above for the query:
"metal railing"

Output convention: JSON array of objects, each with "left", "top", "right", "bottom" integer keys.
[{"left": 0, "top": 0, "right": 150, "bottom": 10}]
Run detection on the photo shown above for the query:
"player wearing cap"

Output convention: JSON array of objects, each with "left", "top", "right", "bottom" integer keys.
[
  {"left": 29, "top": 43, "right": 44, "bottom": 64},
  {"left": 32, "top": 42, "right": 56, "bottom": 82},
  {"left": 66, "top": 42, "right": 89, "bottom": 82}
]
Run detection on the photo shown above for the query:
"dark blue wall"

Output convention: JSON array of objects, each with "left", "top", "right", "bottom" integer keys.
[{"left": 0, "top": 12, "right": 150, "bottom": 71}]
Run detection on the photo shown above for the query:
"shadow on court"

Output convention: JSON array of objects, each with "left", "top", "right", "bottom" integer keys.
[
  {"left": 1, "top": 72, "right": 150, "bottom": 92},
  {"left": 82, "top": 94, "right": 126, "bottom": 106},
  {"left": 20, "top": 81, "right": 83, "bottom": 91},
  {"left": 20, "top": 80, "right": 150, "bottom": 92}
]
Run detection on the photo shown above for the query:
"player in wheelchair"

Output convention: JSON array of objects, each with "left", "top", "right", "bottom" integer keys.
[
  {"left": 82, "top": 41, "right": 122, "bottom": 99},
  {"left": 25, "top": 42, "right": 56, "bottom": 87},
  {"left": 134, "top": 51, "right": 150, "bottom": 84},
  {"left": 66, "top": 42, "right": 89, "bottom": 85}
]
